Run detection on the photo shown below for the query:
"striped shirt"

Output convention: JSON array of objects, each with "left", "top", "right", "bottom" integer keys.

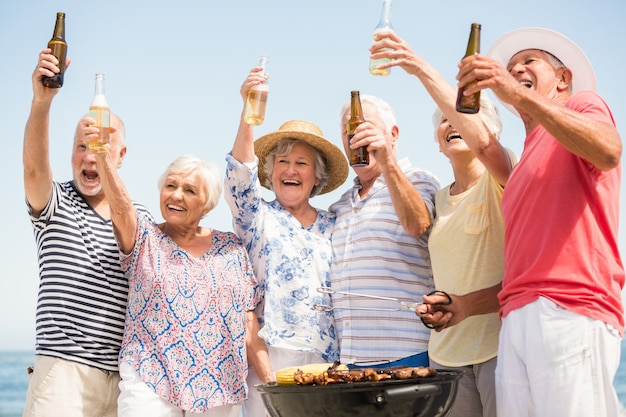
[
  {"left": 28, "top": 181, "right": 150, "bottom": 371},
  {"left": 329, "top": 158, "right": 439, "bottom": 365}
]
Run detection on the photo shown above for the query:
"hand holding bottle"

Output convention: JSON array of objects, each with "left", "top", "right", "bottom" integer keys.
[
  {"left": 370, "top": 30, "right": 432, "bottom": 78},
  {"left": 243, "top": 56, "right": 269, "bottom": 125},
  {"left": 32, "top": 49, "right": 71, "bottom": 100},
  {"left": 369, "top": 0, "right": 394, "bottom": 76},
  {"left": 347, "top": 91, "right": 369, "bottom": 166},
  {"left": 77, "top": 114, "right": 118, "bottom": 149},
  {"left": 456, "top": 23, "right": 482, "bottom": 114},
  {"left": 43, "top": 12, "right": 68, "bottom": 88},
  {"left": 88, "top": 74, "right": 111, "bottom": 152}
]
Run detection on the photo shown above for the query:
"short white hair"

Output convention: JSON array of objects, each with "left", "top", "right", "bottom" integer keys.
[
  {"left": 340, "top": 94, "right": 397, "bottom": 134},
  {"left": 157, "top": 155, "right": 222, "bottom": 211}
]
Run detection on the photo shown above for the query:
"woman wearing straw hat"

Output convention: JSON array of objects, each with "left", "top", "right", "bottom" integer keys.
[{"left": 224, "top": 67, "right": 349, "bottom": 417}]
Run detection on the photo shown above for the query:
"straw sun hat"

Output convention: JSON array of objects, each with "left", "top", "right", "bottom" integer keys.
[
  {"left": 254, "top": 120, "right": 349, "bottom": 195},
  {"left": 487, "top": 27, "right": 596, "bottom": 117}
]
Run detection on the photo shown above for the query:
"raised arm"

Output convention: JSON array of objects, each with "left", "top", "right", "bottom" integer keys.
[
  {"left": 92, "top": 131, "right": 137, "bottom": 255},
  {"left": 23, "top": 49, "right": 70, "bottom": 215},
  {"left": 457, "top": 53, "right": 621, "bottom": 171},
  {"left": 379, "top": 146, "right": 433, "bottom": 237},
  {"left": 350, "top": 121, "right": 432, "bottom": 237},
  {"left": 372, "top": 31, "right": 513, "bottom": 185},
  {"left": 231, "top": 67, "right": 268, "bottom": 163}
]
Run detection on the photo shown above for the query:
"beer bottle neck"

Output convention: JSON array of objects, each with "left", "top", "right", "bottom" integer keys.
[
  {"left": 94, "top": 74, "right": 106, "bottom": 96},
  {"left": 464, "top": 24, "right": 481, "bottom": 57},
  {"left": 350, "top": 92, "right": 364, "bottom": 120},
  {"left": 51, "top": 13, "right": 65, "bottom": 40},
  {"left": 258, "top": 56, "right": 269, "bottom": 75},
  {"left": 375, "top": 0, "right": 393, "bottom": 31}
]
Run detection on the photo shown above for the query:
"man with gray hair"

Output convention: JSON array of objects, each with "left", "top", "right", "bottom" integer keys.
[
  {"left": 22, "top": 48, "right": 150, "bottom": 417},
  {"left": 329, "top": 94, "right": 440, "bottom": 369},
  {"left": 458, "top": 27, "right": 623, "bottom": 416}
]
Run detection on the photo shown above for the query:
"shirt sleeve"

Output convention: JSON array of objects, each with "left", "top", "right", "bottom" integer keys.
[{"left": 223, "top": 153, "right": 264, "bottom": 244}]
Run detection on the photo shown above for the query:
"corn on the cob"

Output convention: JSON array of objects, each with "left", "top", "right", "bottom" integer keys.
[{"left": 275, "top": 363, "right": 348, "bottom": 385}]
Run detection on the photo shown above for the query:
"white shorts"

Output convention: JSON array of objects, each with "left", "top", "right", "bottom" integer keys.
[
  {"left": 118, "top": 362, "right": 242, "bottom": 417},
  {"left": 496, "top": 297, "right": 621, "bottom": 417}
]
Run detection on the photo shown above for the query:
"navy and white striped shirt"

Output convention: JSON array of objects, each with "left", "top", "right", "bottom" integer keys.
[{"left": 29, "top": 181, "right": 150, "bottom": 371}]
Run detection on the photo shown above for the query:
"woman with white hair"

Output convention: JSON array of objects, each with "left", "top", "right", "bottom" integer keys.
[
  {"left": 371, "top": 30, "right": 516, "bottom": 417},
  {"left": 93, "top": 151, "right": 261, "bottom": 417}
]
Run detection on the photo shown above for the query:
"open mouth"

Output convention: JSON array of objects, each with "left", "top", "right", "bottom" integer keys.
[
  {"left": 282, "top": 179, "right": 301, "bottom": 186},
  {"left": 83, "top": 170, "right": 98, "bottom": 181},
  {"left": 446, "top": 133, "right": 463, "bottom": 143},
  {"left": 167, "top": 204, "right": 185, "bottom": 212},
  {"left": 520, "top": 80, "right": 533, "bottom": 88}
]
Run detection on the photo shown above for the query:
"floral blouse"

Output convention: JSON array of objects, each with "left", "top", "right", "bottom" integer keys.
[
  {"left": 118, "top": 211, "right": 259, "bottom": 412},
  {"left": 224, "top": 153, "right": 338, "bottom": 362}
]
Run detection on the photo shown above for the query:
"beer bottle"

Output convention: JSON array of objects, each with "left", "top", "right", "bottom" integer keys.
[
  {"left": 43, "top": 12, "right": 68, "bottom": 88},
  {"left": 244, "top": 56, "right": 269, "bottom": 125},
  {"left": 369, "top": 0, "right": 393, "bottom": 76},
  {"left": 88, "top": 74, "right": 111, "bottom": 152},
  {"left": 456, "top": 23, "right": 481, "bottom": 114},
  {"left": 347, "top": 90, "right": 369, "bottom": 167}
]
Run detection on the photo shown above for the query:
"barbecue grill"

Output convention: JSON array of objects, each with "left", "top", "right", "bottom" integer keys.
[{"left": 257, "top": 369, "right": 462, "bottom": 417}]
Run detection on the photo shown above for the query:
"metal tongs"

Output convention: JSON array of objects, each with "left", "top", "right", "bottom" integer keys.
[
  {"left": 313, "top": 287, "right": 421, "bottom": 312},
  {"left": 313, "top": 286, "right": 452, "bottom": 329}
]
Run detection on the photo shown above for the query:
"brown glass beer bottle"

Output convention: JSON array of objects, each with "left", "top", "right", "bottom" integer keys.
[
  {"left": 456, "top": 23, "right": 481, "bottom": 114},
  {"left": 43, "top": 12, "right": 68, "bottom": 88},
  {"left": 347, "top": 90, "right": 369, "bottom": 167}
]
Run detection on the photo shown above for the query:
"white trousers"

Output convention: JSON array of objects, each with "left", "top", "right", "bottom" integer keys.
[
  {"left": 118, "top": 362, "right": 242, "bottom": 417},
  {"left": 243, "top": 347, "right": 324, "bottom": 417},
  {"left": 496, "top": 297, "right": 621, "bottom": 417}
]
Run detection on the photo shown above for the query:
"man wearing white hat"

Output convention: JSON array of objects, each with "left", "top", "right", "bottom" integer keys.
[{"left": 457, "top": 27, "right": 623, "bottom": 416}]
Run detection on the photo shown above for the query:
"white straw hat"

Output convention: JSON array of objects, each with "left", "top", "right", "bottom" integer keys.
[{"left": 487, "top": 27, "right": 596, "bottom": 116}]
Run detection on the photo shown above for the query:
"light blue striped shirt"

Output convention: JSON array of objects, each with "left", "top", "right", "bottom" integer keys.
[{"left": 329, "top": 158, "right": 439, "bottom": 365}]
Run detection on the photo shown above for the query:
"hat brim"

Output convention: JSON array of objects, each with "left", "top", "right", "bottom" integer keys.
[
  {"left": 486, "top": 27, "right": 596, "bottom": 117},
  {"left": 254, "top": 128, "right": 349, "bottom": 195}
]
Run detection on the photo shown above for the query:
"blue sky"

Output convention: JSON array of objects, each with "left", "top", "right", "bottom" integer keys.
[{"left": 1, "top": 0, "right": 625, "bottom": 350}]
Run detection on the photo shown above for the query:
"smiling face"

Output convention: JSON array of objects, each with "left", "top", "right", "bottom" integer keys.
[
  {"left": 436, "top": 116, "right": 471, "bottom": 159},
  {"left": 269, "top": 141, "right": 320, "bottom": 210},
  {"left": 159, "top": 170, "right": 209, "bottom": 227},
  {"left": 506, "top": 49, "right": 570, "bottom": 99}
]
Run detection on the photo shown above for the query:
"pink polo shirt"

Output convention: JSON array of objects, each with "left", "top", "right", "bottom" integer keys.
[{"left": 499, "top": 90, "right": 624, "bottom": 336}]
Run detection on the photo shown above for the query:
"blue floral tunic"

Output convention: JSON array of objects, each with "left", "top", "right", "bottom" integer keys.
[{"left": 224, "top": 153, "right": 338, "bottom": 362}]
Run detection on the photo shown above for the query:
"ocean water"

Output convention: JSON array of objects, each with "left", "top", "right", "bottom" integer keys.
[
  {"left": 2, "top": 347, "right": 626, "bottom": 416},
  {"left": 0, "top": 351, "right": 32, "bottom": 417}
]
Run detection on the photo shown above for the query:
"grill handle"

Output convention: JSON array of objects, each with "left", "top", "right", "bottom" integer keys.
[{"left": 376, "top": 384, "right": 442, "bottom": 403}]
